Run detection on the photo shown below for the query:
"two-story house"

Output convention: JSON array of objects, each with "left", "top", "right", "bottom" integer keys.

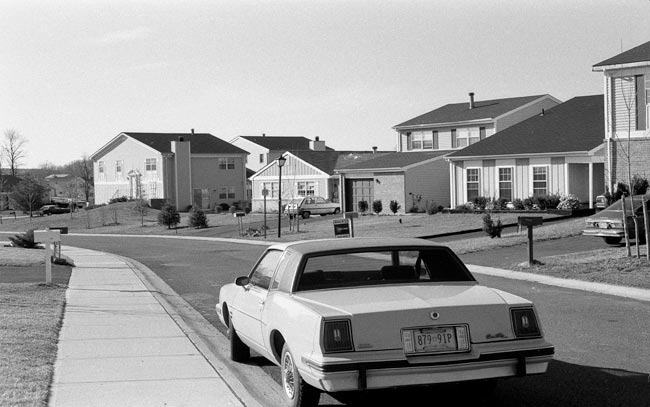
[
  {"left": 44, "top": 174, "right": 88, "bottom": 203},
  {"left": 229, "top": 134, "right": 329, "bottom": 173},
  {"left": 593, "top": 40, "right": 650, "bottom": 192},
  {"left": 90, "top": 131, "right": 248, "bottom": 210},
  {"left": 446, "top": 95, "right": 606, "bottom": 208},
  {"left": 393, "top": 93, "right": 561, "bottom": 152}
]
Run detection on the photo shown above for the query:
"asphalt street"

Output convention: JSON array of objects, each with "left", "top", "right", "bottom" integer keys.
[{"left": 61, "top": 234, "right": 650, "bottom": 406}]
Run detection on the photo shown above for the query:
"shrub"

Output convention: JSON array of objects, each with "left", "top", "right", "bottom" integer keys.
[
  {"left": 9, "top": 229, "right": 38, "bottom": 249},
  {"left": 372, "top": 200, "right": 383, "bottom": 215},
  {"left": 109, "top": 196, "right": 128, "bottom": 204},
  {"left": 482, "top": 213, "right": 503, "bottom": 238},
  {"left": 188, "top": 206, "right": 208, "bottom": 228},
  {"left": 389, "top": 200, "right": 401, "bottom": 214},
  {"left": 545, "top": 193, "right": 562, "bottom": 209},
  {"left": 511, "top": 199, "right": 525, "bottom": 210},
  {"left": 358, "top": 200, "right": 369, "bottom": 213},
  {"left": 472, "top": 196, "right": 489, "bottom": 210},
  {"left": 219, "top": 203, "right": 230, "bottom": 211},
  {"left": 523, "top": 197, "right": 537, "bottom": 210},
  {"left": 229, "top": 206, "right": 238, "bottom": 214},
  {"left": 455, "top": 203, "right": 474, "bottom": 211},
  {"left": 632, "top": 175, "right": 649, "bottom": 195},
  {"left": 557, "top": 194, "right": 581, "bottom": 210},
  {"left": 408, "top": 206, "right": 419, "bottom": 213},
  {"left": 426, "top": 201, "right": 440, "bottom": 215},
  {"left": 157, "top": 202, "right": 180, "bottom": 229}
]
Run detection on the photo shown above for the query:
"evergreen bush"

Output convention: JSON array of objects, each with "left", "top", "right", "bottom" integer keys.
[
  {"left": 157, "top": 202, "right": 180, "bottom": 229},
  {"left": 188, "top": 206, "right": 209, "bottom": 228}
]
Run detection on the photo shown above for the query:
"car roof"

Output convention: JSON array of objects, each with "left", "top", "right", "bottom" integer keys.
[{"left": 267, "top": 237, "right": 444, "bottom": 255}]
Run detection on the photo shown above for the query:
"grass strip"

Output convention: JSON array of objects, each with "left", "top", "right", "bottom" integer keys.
[{"left": 0, "top": 283, "right": 66, "bottom": 407}]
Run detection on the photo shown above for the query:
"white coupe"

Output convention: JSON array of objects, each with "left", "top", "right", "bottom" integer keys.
[{"left": 216, "top": 238, "right": 554, "bottom": 406}]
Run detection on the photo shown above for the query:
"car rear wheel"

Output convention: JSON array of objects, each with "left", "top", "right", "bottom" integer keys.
[
  {"left": 301, "top": 211, "right": 311, "bottom": 219},
  {"left": 281, "top": 343, "right": 320, "bottom": 407},
  {"left": 333, "top": 208, "right": 340, "bottom": 214},
  {"left": 228, "top": 321, "right": 250, "bottom": 362},
  {"left": 604, "top": 236, "right": 622, "bottom": 245}
]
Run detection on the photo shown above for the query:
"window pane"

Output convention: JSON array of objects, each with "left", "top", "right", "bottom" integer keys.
[{"left": 250, "top": 250, "right": 283, "bottom": 290}]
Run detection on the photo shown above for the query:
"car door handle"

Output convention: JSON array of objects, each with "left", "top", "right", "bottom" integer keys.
[{"left": 258, "top": 300, "right": 265, "bottom": 305}]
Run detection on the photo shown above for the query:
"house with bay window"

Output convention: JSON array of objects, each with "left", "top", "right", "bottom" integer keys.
[
  {"left": 445, "top": 95, "right": 606, "bottom": 208},
  {"left": 249, "top": 150, "right": 386, "bottom": 212},
  {"left": 90, "top": 131, "right": 248, "bottom": 210},
  {"left": 394, "top": 93, "right": 561, "bottom": 152},
  {"left": 593, "top": 40, "right": 650, "bottom": 192}
]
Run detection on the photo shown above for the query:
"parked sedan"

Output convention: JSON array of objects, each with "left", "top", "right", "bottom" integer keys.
[
  {"left": 38, "top": 205, "right": 70, "bottom": 216},
  {"left": 284, "top": 196, "right": 341, "bottom": 219},
  {"left": 216, "top": 238, "right": 554, "bottom": 406},
  {"left": 583, "top": 194, "right": 650, "bottom": 245}
]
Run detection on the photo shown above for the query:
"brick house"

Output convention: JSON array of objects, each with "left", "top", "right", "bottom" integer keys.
[
  {"left": 335, "top": 151, "right": 452, "bottom": 213},
  {"left": 90, "top": 131, "right": 248, "bottom": 210},
  {"left": 593, "top": 40, "right": 650, "bottom": 192}
]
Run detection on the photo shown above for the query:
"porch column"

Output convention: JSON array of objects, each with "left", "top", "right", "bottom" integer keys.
[
  {"left": 588, "top": 162, "right": 594, "bottom": 209},
  {"left": 338, "top": 174, "right": 345, "bottom": 212},
  {"left": 449, "top": 161, "right": 456, "bottom": 208}
]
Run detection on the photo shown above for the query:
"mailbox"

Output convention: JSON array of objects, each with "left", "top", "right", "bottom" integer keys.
[
  {"left": 518, "top": 216, "right": 543, "bottom": 227},
  {"left": 34, "top": 230, "right": 61, "bottom": 243},
  {"left": 233, "top": 212, "right": 246, "bottom": 217}
]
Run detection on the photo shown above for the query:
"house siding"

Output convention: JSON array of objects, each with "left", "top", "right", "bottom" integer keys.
[
  {"left": 373, "top": 172, "right": 405, "bottom": 213},
  {"left": 191, "top": 155, "right": 247, "bottom": 210},
  {"left": 250, "top": 155, "right": 331, "bottom": 212},
  {"left": 93, "top": 138, "right": 163, "bottom": 204}
]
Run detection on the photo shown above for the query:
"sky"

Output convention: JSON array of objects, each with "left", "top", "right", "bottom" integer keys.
[{"left": 1, "top": 0, "right": 650, "bottom": 169}]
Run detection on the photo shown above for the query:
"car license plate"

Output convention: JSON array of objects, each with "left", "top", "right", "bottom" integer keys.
[{"left": 402, "top": 325, "right": 470, "bottom": 354}]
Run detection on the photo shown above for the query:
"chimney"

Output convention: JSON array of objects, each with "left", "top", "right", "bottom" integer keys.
[
  {"left": 372, "top": 146, "right": 378, "bottom": 154},
  {"left": 469, "top": 92, "right": 475, "bottom": 109},
  {"left": 262, "top": 133, "right": 266, "bottom": 137},
  {"left": 540, "top": 108, "right": 545, "bottom": 116},
  {"left": 310, "top": 136, "right": 326, "bottom": 151},
  {"left": 191, "top": 128, "right": 195, "bottom": 135}
]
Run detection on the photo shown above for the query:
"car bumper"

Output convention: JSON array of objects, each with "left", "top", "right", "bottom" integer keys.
[
  {"left": 582, "top": 229, "right": 624, "bottom": 238},
  {"left": 300, "top": 343, "right": 554, "bottom": 392}
]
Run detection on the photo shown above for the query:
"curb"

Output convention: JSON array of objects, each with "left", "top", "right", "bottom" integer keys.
[
  {"left": 469, "top": 264, "right": 650, "bottom": 303},
  {"left": 117, "top": 252, "right": 286, "bottom": 407}
]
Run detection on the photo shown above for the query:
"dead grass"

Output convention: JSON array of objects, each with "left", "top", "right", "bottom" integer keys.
[
  {"left": 0, "top": 283, "right": 66, "bottom": 407},
  {"left": 509, "top": 247, "right": 650, "bottom": 289}
]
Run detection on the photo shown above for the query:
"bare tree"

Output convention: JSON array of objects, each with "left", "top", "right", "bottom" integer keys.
[
  {"left": 2, "top": 129, "right": 27, "bottom": 176},
  {"left": 71, "top": 155, "right": 93, "bottom": 202}
]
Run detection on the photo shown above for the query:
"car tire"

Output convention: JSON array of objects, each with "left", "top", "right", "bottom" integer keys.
[
  {"left": 333, "top": 208, "right": 340, "bottom": 214},
  {"left": 604, "top": 237, "right": 622, "bottom": 245},
  {"left": 228, "top": 322, "right": 250, "bottom": 362},
  {"left": 302, "top": 211, "right": 311, "bottom": 219},
  {"left": 281, "top": 343, "right": 320, "bottom": 407}
]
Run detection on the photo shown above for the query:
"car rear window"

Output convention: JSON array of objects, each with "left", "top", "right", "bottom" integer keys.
[{"left": 296, "top": 248, "right": 474, "bottom": 291}]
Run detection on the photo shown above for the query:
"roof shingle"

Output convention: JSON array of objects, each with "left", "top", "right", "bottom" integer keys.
[
  {"left": 593, "top": 40, "right": 650, "bottom": 68},
  {"left": 124, "top": 132, "right": 246, "bottom": 155},
  {"left": 446, "top": 95, "right": 604, "bottom": 158},
  {"left": 394, "top": 95, "right": 550, "bottom": 128}
]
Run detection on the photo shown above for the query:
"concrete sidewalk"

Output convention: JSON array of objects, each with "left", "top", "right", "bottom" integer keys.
[{"left": 48, "top": 247, "right": 244, "bottom": 407}]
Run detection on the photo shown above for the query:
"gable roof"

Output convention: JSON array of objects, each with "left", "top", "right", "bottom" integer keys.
[
  {"left": 394, "top": 95, "right": 554, "bottom": 128},
  {"left": 446, "top": 95, "right": 604, "bottom": 159},
  {"left": 238, "top": 135, "right": 312, "bottom": 150},
  {"left": 122, "top": 132, "right": 247, "bottom": 155},
  {"left": 593, "top": 40, "right": 650, "bottom": 69},
  {"left": 290, "top": 150, "right": 390, "bottom": 174},
  {"left": 337, "top": 151, "right": 451, "bottom": 172}
]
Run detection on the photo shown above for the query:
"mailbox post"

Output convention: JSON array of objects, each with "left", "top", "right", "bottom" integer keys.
[
  {"left": 34, "top": 229, "right": 61, "bottom": 284},
  {"left": 518, "top": 216, "right": 543, "bottom": 266}
]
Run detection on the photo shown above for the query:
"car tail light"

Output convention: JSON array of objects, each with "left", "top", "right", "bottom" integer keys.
[
  {"left": 510, "top": 308, "right": 541, "bottom": 338},
  {"left": 323, "top": 320, "right": 353, "bottom": 353}
]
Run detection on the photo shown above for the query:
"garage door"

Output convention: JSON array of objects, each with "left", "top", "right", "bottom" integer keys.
[{"left": 345, "top": 179, "right": 374, "bottom": 212}]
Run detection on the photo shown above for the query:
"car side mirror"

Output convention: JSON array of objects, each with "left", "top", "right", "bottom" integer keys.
[{"left": 235, "top": 276, "right": 250, "bottom": 287}]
